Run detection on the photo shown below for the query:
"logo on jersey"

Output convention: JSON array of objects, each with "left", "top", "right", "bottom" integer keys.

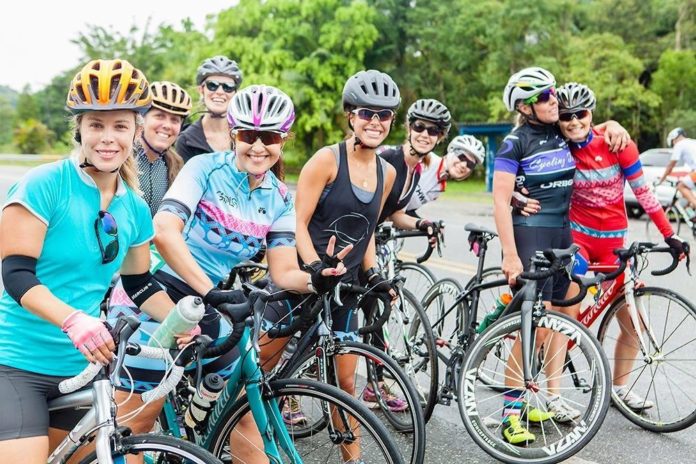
[
  {"left": 258, "top": 207, "right": 266, "bottom": 214},
  {"left": 217, "top": 190, "right": 238, "bottom": 208},
  {"left": 541, "top": 179, "right": 574, "bottom": 189},
  {"left": 524, "top": 148, "right": 574, "bottom": 174}
]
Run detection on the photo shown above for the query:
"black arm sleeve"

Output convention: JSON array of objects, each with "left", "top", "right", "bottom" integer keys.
[
  {"left": 121, "top": 271, "right": 164, "bottom": 307},
  {"left": 2, "top": 255, "right": 41, "bottom": 304}
]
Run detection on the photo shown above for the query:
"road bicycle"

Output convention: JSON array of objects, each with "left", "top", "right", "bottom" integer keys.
[
  {"left": 156, "top": 289, "right": 404, "bottom": 464},
  {"left": 645, "top": 177, "right": 696, "bottom": 240},
  {"left": 420, "top": 224, "right": 611, "bottom": 463},
  {"left": 425, "top": 224, "right": 696, "bottom": 435},
  {"left": 373, "top": 222, "right": 441, "bottom": 421},
  {"left": 48, "top": 316, "right": 221, "bottom": 464}
]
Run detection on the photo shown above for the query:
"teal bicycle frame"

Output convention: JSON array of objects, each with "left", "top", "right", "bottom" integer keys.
[{"left": 161, "top": 325, "right": 303, "bottom": 463}]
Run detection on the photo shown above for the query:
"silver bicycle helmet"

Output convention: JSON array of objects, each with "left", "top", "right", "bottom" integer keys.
[
  {"left": 196, "top": 56, "right": 243, "bottom": 86},
  {"left": 407, "top": 98, "right": 452, "bottom": 133},
  {"left": 502, "top": 66, "right": 556, "bottom": 112},
  {"left": 447, "top": 135, "right": 485, "bottom": 164},
  {"left": 556, "top": 82, "right": 596, "bottom": 113},
  {"left": 342, "top": 70, "right": 400, "bottom": 111}
]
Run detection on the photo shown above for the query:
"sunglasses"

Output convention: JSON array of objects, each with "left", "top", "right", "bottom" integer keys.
[
  {"left": 234, "top": 129, "right": 285, "bottom": 146},
  {"left": 411, "top": 122, "right": 443, "bottom": 137},
  {"left": 95, "top": 210, "right": 119, "bottom": 264},
  {"left": 204, "top": 80, "right": 237, "bottom": 94},
  {"left": 457, "top": 154, "right": 477, "bottom": 170},
  {"left": 559, "top": 109, "right": 591, "bottom": 122},
  {"left": 352, "top": 108, "right": 395, "bottom": 122},
  {"left": 524, "top": 87, "right": 556, "bottom": 105}
]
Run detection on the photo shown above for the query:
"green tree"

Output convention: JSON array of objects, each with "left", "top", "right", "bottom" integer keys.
[
  {"left": 651, "top": 49, "right": 696, "bottom": 122},
  {"left": 15, "top": 86, "right": 40, "bottom": 122},
  {"left": 0, "top": 96, "right": 16, "bottom": 147},
  {"left": 13, "top": 119, "right": 54, "bottom": 154},
  {"left": 211, "top": 0, "right": 381, "bottom": 162},
  {"left": 32, "top": 69, "right": 79, "bottom": 142}
]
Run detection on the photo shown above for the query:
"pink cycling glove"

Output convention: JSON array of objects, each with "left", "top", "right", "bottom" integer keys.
[{"left": 61, "top": 311, "right": 114, "bottom": 357}]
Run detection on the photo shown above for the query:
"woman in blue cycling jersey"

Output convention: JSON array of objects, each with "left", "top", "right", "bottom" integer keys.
[
  {"left": 0, "top": 59, "right": 164, "bottom": 462},
  {"left": 109, "top": 84, "right": 347, "bottom": 463}
]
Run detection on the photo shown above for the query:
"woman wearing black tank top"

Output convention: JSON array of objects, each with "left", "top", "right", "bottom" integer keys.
[{"left": 295, "top": 71, "right": 399, "bottom": 458}]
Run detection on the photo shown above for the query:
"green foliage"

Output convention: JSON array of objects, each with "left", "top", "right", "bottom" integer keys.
[
  {"left": 13, "top": 119, "right": 54, "bottom": 154},
  {"left": 0, "top": 96, "right": 16, "bottom": 146},
  {"left": 664, "top": 109, "right": 696, "bottom": 143},
  {"left": 211, "top": 0, "right": 380, "bottom": 154},
  {"left": 4, "top": 0, "right": 696, "bottom": 156}
]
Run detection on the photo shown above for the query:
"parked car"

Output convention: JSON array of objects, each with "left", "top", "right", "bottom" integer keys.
[{"left": 623, "top": 148, "right": 688, "bottom": 218}]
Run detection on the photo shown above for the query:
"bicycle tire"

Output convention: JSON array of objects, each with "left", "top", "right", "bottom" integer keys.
[
  {"left": 284, "top": 341, "right": 426, "bottom": 464},
  {"left": 397, "top": 261, "right": 437, "bottom": 302},
  {"left": 458, "top": 311, "right": 611, "bottom": 464},
  {"left": 207, "top": 378, "right": 404, "bottom": 464},
  {"left": 391, "top": 288, "right": 439, "bottom": 423},
  {"left": 597, "top": 286, "right": 696, "bottom": 432},
  {"left": 78, "top": 433, "right": 222, "bottom": 463}
]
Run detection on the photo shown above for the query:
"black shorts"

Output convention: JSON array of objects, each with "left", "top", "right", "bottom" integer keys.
[
  {"left": 0, "top": 364, "right": 88, "bottom": 440},
  {"left": 514, "top": 225, "right": 572, "bottom": 302}
]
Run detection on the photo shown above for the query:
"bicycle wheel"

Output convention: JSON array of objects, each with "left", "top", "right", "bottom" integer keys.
[
  {"left": 397, "top": 261, "right": 436, "bottom": 302},
  {"left": 597, "top": 286, "right": 696, "bottom": 432},
  {"left": 420, "top": 277, "right": 465, "bottom": 339},
  {"left": 392, "top": 288, "right": 439, "bottom": 423},
  {"left": 208, "top": 378, "right": 403, "bottom": 464},
  {"left": 285, "top": 341, "right": 425, "bottom": 464},
  {"left": 458, "top": 312, "right": 610, "bottom": 464},
  {"left": 78, "top": 433, "right": 221, "bottom": 463}
]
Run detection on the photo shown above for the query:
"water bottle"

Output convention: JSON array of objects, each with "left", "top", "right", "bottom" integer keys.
[
  {"left": 184, "top": 373, "right": 224, "bottom": 429},
  {"left": 476, "top": 292, "right": 512, "bottom": 334},
  {"left": 278, "top": 336, "right": 298, "bottom": 369},
  {"left": 148, "top": 296, "right": 205, "bottom": 349}
]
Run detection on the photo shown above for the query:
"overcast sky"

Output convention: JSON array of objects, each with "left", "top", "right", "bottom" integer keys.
[{"left": 1, "top": 0, "right": 235, "bottom": 92}]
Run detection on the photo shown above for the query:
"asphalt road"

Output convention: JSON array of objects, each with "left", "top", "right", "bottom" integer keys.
[{"left": 0, "top": 165, "right": 694, "bottom": 463}]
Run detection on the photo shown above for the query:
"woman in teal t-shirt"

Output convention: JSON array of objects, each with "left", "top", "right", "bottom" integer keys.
[{"left": 0, "top": 59, "right": 178, "bottom": 462}]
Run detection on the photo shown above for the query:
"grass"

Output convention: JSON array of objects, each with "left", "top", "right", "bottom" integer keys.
[{"left": 441, "top": 178, "right": 490, "bottom": 203}]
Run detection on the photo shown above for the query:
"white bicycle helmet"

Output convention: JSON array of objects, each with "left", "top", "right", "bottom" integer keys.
[
  {"left": 666, "top": 127, "right": 686, "bottom": 147},
  {"left": 502, "top": 67, "right": 556, "bottom": 112},
  {"left": 447, "top": 135, "right": 485, "bottom": 164},
  {"left": 556, "top": 82, "right": 596, "bottom": 113},
  {"left": 227, "top": 85, "right": 295, "bottom": 133}
]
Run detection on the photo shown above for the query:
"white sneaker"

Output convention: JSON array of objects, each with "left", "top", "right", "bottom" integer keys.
[
  {"left": 546, "top": 395, "right": 581, "bottom": 423},
  {"left": 614, "top": 386, "right": 654, "bottom": 410}
]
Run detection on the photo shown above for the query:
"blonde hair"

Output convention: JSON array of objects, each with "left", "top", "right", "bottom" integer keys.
[
  {"left": 162, "top": 147, "right": 184, "bottom": 184},
  {"left": 72, "top": 113, "right": 143, "bottom": 194}
]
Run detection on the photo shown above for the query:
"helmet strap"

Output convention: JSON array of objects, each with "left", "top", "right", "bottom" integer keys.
[
  {"left": 207, "top": 111, "right": 227, "bottom": 119},
  {"left": 79, "top": 159, "right": 119, "bottom": 174},
  {"left": 408, "top": 131, "right": 429, "bottom": 158},
  {"left": 141, "top": 135, "right": 167, "bottom": 158}
]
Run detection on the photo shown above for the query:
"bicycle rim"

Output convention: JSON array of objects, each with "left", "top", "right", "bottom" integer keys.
[
  {"left": 208, "top": 379, "right": 403, "bottom": 464},
  {"left": 398, "top": 262, "right": 436, "bottom": 302},
  {"left": 283, "top": 342, "right": 425, "bottom": 464},
  {"left": 597, "top": 286, "right": 696, "bottom": 432},
  {"left": 458, "top": 312, "right": 610, "bottom": 464},
  {"left": 78, "top": 434, "right": 221, "bottom": 464}
]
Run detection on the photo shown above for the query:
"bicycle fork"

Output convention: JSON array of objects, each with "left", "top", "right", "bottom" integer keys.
[{"left": 623, "top": 272, "right": 662, "bottom": 362}]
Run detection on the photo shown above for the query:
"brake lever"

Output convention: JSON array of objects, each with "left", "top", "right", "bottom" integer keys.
[{"left": 333, "top": 283, "right": 343, "bottom": 307}]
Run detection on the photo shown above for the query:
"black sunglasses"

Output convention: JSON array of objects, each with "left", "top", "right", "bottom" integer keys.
[
  {"left": 457, "top": 154, "right": 477, "bottom": 170},
  {"left": 411, "top": 122, "right": 443, "bottom": 137},
  {"left": 205, "top": 80, "right": 237, "bottom": 94},
  {"left": 559, "top": 109, "right": 591, "bottom": 122},
  {"left": 95, "top": 210, "right": 119, "bottom": 264},
  {"left": 234, "top": 129, "right": 285, "bottom": 146},
  {"left": 352, "top": 108, "right": 395, "bottom": 122}
]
